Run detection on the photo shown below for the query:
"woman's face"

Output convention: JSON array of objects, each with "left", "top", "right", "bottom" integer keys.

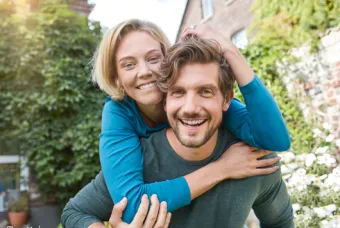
[{"left": 115, "top": 31, "right": 164, "bottom": 106}]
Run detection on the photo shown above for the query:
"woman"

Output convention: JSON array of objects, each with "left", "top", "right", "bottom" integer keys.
[{"left": 91, "top": 19, "right": 289, "bottom": 224}]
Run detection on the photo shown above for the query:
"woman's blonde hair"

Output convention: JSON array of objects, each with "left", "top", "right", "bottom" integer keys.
[{"left": 91, "top": 19, "right": 170, "bottom": 100}]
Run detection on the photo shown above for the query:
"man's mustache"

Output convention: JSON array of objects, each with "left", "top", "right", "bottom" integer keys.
[{"left": 177, "top": 112, "right": 208, "bottom": 119}]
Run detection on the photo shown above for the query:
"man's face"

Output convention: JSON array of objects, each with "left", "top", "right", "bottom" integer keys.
[{"left": 165, "top": 62, "right": 230, "bottom": 148}]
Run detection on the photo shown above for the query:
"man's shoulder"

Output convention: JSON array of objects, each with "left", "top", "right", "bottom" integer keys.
[{"left": 218, "top": 126, "right": 241, "bottom": 149}]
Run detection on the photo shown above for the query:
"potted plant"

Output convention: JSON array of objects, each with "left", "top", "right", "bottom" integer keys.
[{"left": 8, "top": 194, "right": 28, "bottom": 227}]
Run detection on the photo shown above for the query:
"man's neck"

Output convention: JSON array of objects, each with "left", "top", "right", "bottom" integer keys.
[{"left": 166, "top": 128, "right": 219, "bottom": 161}]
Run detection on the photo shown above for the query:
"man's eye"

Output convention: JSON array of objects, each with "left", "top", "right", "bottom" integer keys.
[
  {"left": 200, "top": 89, "right": 213, "bottom": 97},
  {"left": 171, "top": 90, "right": 185, "bottom": 97}
]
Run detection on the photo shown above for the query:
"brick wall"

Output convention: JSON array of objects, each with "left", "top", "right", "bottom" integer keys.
[
  {"left": 68, "top": 0, "right": 94, "bottom": 16},
  {"left": 177, "top": 0, "right": 254, "bottom": 41},
  {"left": 280, "top": 28, "right": 340, "bottom": 160}
]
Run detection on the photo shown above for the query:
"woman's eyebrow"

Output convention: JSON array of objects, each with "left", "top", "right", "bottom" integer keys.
[{"left": 118, "top": 49, "right": 161, "bottom": 63}]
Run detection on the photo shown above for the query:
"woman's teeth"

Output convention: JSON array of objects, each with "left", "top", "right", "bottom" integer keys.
[{"left": 138, "top": 82, "right": 156, "bottom": 89}]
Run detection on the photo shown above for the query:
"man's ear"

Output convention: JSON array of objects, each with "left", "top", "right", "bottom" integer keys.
[{"left": 222, "top": 90, "right": 234, "bottom": 111}]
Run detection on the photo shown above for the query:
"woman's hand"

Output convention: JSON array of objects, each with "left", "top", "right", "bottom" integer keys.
[
  {"left": 109, "top": 195, "right": 171, "bottom": 228},
  {"left": 215, "top": 142, "right": 280, "bottom": 180},
  {"left": 180, "top": 24, "right": 235, "bottom": 54},
  {"left": 180, "top": 24, "right": 254, "bottom": 86}
]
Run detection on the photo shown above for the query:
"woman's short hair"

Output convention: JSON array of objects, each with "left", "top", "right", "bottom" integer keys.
[
  {"left": 157, "top": 37, "right": 235, "bottom": 101},
  {"left": 91, "top": 19, "right": 170, "bottom": 100}
]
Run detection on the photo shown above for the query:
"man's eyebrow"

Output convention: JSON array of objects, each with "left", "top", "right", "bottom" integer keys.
[
  {"left": 118, "top": 49, "right": 162, "bottom": 63},
  {"left": 169, "top": 84, "right": 219, "bottom": 91},
  {"left": 197, "top": 84, "right": 219, "bottom": 90}
]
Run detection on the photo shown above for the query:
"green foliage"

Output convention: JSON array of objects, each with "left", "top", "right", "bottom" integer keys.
[
  {"left": 237, "top": 0, "right": 340, "bottom": 154},
  {"left": 8, "top": 192, "right": 29, "bottom": 212},
  {"left": 0, "top": 1, "right": 104, "bottom": 204},
  {"left": 250, "top": 0, "right": 340, "bottom": 51}
]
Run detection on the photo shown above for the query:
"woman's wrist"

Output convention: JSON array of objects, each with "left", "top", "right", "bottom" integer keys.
[{"left": 222, "top": 46, "right": 255, "bottom": 86}]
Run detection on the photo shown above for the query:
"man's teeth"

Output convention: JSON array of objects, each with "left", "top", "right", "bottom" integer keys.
[
  {"left": 139, "top": 82, "right": 156, "bottom": 89},
  {"left": 182, "top": 119, "right": 205, "bottom": 126}
]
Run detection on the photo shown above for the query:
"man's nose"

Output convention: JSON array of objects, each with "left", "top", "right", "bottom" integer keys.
[
  {"left": 182, "top": 94, "right": 200, "bottom": 114},
  {"left": 137, "top": 62, "right": 152, "bottom": 78}
]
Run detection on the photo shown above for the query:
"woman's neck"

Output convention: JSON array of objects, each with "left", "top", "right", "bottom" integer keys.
[{"left": 137, "top": 102, "right": 167, "bottom": 128}]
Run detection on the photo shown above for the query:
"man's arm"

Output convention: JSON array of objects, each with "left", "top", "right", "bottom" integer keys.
[
  {"left": 61, "top": 171, "right": 113, "bottom": 228},
  {"left": 252, "top": 166, "right": 294, "bottom": 228}
]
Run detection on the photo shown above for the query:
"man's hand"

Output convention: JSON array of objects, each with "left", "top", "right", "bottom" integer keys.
[
  {"left": 215, "top": 142, "right": 280, "bottom": 180},
  {"left": 109, "top": 194, "right": 171, "bottom": 228}
]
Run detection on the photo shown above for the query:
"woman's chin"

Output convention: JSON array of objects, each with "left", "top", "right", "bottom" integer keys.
[{"left": 136, "top": 94, "right": 163, "bottom": 106}]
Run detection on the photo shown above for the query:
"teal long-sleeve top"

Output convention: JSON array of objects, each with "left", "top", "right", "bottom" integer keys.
[{"left": 100, "top": 75, "right": 290, "bottom": 223}]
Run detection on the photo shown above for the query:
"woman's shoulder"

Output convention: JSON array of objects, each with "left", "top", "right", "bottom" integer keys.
[
  {"left": 101, "top": 96, "right": 143, "bottom": 130},
  {"left": 103, "top": 96, "right": 136, "bottom": 114}
]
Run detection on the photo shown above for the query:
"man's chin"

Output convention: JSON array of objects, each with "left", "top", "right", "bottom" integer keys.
[{"left": 178, "top": 136, "right": 205, "bottom": 148}]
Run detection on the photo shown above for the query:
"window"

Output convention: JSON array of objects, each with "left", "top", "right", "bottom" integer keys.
[
  {"left": 201, "top": 0, "right": 213, "bottom": 23},
  {"left": 0, "top": 155, "right": 28, "bottom": 192},
  {"left": 231, "top": 29, "right": 248, "bottom": 49}
]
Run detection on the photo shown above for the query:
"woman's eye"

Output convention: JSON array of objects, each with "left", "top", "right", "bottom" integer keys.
[
  {"left": 123, "top": 63, "right": 135, "bottom": 69},
  {"left": 148, "top": 56, "right": 160, "bottom": 63}
]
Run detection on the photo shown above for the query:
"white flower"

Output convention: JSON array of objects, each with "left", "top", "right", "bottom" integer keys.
[
  {"left": 332, "top": 166, "right": 340, "bottom": 176},
  {"left": 302, "top": 206, "right": 312, "bottom": 216},
  {"left": 292, "top": 203, "right": 301, "bottom": 212},
  {"left": 325, "top": 134, "right": 335, "bottom": 142},
  {"left": 281, "top": 165, "right": 292, "bottom": 174},
  {"left": 322, "top": 123, "right": 332, "bottom": 130},
  {"left": 315, "top": 146, "right": 329, "bottom": 154},
  {"left": 281, "top": 152, "right": 295, "bottom": 163},
  {"left": 297, "top": 168, "right": 307, "bottom": 176},
  {"left": 325, "top": 204, "right": 337, "bottom": 214},
  {"left": 283, "top": 173, "right": 292, "bottom": 180},
  {"left": 336, "top": 139, "right": 340, "bottom": 148},
  {"left": 313, "top": 128, "right": 322, "bottom": 138},
  {"left": 305, "top": 153, "right": 316, "bottom": 167},
  {"left": 287, "top": 163, "right": 298, "bottom": 170},
  {"left": 314, "top": 207, "right": 327, "bottom": 218}
]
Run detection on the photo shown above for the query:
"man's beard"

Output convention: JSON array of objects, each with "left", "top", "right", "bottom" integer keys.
[{"left": 171, "top": 113, "right": 219, "bottom": 148}]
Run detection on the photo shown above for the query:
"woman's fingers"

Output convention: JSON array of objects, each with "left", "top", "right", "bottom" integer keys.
[
  {"left": 255, "top": 156, "right": 280, "bottom": 168},
  {"left": 153, "top": 201, "right": 168, "bottom": 228},
  {"left": 163, "top": 213, "right": 172, "bottom": 228},
  {"left": 252, "top": 149, "right": 273, "bottom": 159},
  {"left": 130, "top": 194, "right": 149, "bottom": 227},
  {"left": 109, "top": 197, "right": 128, "bottom": 228},
  {"left": 180, "top": 28, "right": 199, "bottom": 40},
  {"left": 143, "top": 194, "right": 160, "bottom": 228},
  {"left": 252, "top": 165, "right": 280, "bottom": 176}
]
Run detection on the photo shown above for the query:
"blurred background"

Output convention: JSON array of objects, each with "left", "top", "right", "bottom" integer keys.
[{"left": 0, "top": 0, "right": 339, "bottom": 227}]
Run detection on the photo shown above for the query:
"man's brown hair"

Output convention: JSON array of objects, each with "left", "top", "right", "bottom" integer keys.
[{"left": 157, "top": 37, "right": 235, "bottom": 100}]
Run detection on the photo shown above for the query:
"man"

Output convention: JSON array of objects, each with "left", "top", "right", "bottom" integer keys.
[{"left": 61, "top": 38, "right": 294, "bottom": 228}]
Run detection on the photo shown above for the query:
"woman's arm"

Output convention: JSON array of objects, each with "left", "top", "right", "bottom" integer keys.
[
  {"left": 61, "top": 172, "right": 113, "bottom": 228},
  {"left": 181, "top": 25, "right": 290, "bottom": 151},
  {"left": 100, "top": 101, "right": 281, "bottom": 223},
  {"left": 223, "top": 76, "right": 291, "bottom": 151}
]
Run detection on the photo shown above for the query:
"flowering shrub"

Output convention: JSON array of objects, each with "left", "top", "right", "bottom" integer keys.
[{"left": 280, "top": 123, "right": 340, "bottom": 228}]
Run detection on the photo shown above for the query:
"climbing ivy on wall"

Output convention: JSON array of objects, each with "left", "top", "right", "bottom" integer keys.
[{"left": 233, "top": 0, "right": 340, "bottom": 153}]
